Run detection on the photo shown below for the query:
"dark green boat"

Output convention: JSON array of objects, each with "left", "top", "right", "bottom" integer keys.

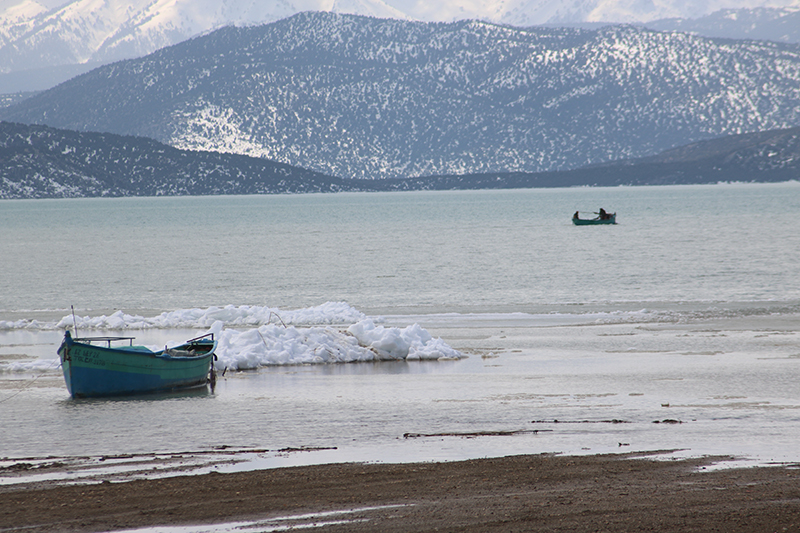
[{"left": 572, "top": 211, "right": 616, "bottom": 225}]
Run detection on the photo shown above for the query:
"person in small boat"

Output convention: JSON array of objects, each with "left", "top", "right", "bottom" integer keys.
[
  {"left": 573, "top": 211, "right": 580, "bottom": 219},
  {"left": 598, "top": 208, "right": 609, "bottom": 220}
]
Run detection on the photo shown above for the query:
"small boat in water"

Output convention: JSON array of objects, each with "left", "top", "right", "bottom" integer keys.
[
  {"left": 58, "top": 330, "right": 217, "bottom": 398},
  {"left": 572, "top": 210, "right": 616, "bottom": 225}
]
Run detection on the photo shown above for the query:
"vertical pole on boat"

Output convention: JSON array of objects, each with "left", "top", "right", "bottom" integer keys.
[{"left": 71, "top": 305, "right": 79, "bottom": 338}]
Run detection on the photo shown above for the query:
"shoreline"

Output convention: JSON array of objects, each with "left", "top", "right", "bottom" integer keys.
[{"left": 2, "top": 452, "right": 799, "bottom": 532}]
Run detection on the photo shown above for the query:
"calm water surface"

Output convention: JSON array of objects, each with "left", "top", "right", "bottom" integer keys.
[
  {"left": 1, "top": 182, "right": 798, "bottom": 316},
  {"left": 1, "top": 183, "right": 799, "bottom": 467}
]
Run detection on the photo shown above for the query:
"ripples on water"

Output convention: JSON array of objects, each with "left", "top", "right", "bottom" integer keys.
[
  {"left": 2, "top": 182, "right": 798, "bottom": 315},
  {"left": 1, "top": 183, "right": 799, "bottom": 468}
]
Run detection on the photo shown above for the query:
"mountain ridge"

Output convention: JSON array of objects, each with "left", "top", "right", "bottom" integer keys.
[
  {"left": 644, "top": 7, "right": 800, "bottom": 43},
  {"left": 2, "top": 120, "right": 797, "bottom": 199},
  {"left": 3, "top": 12, "right": 799, "bottom": 180},
  {"left": 0, "top": 120, "right": 362, "bottom": 198},
  {"left": 1, "top": 2, "right": 799, "bottom": 93}
]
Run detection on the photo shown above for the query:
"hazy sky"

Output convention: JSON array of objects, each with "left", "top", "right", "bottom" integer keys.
[{"left": 21, "top": 0, "right": 800, "bottom": 18}]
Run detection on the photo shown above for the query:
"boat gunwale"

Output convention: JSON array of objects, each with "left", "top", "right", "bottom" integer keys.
[
  {"left": 73, "top": 336, "right": 137, "bottom": 343},
  {"left": 63, "top": 335, "right": 216, "bottom": 361}
]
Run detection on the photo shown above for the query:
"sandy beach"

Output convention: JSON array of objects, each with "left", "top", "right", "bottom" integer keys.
[{"left": 2, "top": 452, "right": 799, "bottom": 532}]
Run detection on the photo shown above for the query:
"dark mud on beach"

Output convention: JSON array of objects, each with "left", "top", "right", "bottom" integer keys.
[{"left": 2, "top": 452, "right": 799, "bottom": 532}]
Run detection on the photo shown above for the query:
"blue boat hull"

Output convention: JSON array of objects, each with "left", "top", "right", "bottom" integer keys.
[
  {"left": 58, "top": 332, "right": 216, "bottom": 398},
  {"left": 60, "top": 364, "right": 211, "bottom": 397}
]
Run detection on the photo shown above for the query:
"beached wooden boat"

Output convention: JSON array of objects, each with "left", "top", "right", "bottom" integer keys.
[
  {"left": 572, "top": 213, "right": 616, "bottom": 225},
  {"left": 58, "top": 331, "right": 217, "bottom": 398}
]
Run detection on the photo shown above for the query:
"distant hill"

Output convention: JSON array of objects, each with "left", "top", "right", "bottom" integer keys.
[
  {"left": 3, "top": 13, "right": 800, "bottom": 181},
  {"left": 0, "top": 92, "right": 33, "bottom": 109},
  {"left": 644, "top": 8, "right": 800, "bottom": 44},
  {"left": 400, "top": 127, "right": 800, "bottom": 190},
  {"left": 1, "top": 121, "right": 797, "bottom": 199},
  {"left": 0, "top": 121, "right": 376, "bottom": 198}
]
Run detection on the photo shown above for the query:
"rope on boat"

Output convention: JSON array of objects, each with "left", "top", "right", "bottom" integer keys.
[{"left": 0, "top": 358, "right": 61, "bottom": 404}]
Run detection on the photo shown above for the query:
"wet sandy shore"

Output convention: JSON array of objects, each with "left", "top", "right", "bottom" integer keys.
[{"left": 2, "top": 452, "right": 799, "bottom": 532}]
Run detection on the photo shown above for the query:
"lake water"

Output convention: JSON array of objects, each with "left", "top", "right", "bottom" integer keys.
[{"left": 2, "top": 183, "right": 800, "bottom": 476}]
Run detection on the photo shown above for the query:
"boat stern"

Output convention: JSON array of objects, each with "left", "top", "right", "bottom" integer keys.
[{"left": 58, "top": 330, "right": 75, "bottom": 397}]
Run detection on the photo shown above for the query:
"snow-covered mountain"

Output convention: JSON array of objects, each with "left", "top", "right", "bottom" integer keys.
[
  {"left": 1, "top": 0, "right": 799, "bottom": 83},
  {"left": 0, "top": 120, "right": 356, "bottom": 197},
  {"left": 3, "top": 120, "right": 798, "bottom": 199},
  {"left": 4, "top": 12, "right": 799, "bottom": 179},
  {"left": 645, "top": 7, "right": 800, "bottom": 43}
]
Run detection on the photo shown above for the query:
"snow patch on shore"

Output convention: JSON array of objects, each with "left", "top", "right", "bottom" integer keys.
[
  {"left": 212, "top": 318, "right": 462, "bottom": 370},
  {"left": 0, "top": 302, "right": 367, "bottom": 331},
  {"left": 0, "top": 303, "right": 464, "bottom": 373}
]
